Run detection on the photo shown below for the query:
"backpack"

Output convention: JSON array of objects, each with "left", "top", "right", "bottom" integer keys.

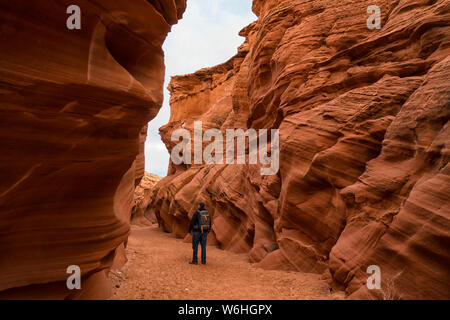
[{"left": 197, "top": 209, "right": 211, "bottom": 233}]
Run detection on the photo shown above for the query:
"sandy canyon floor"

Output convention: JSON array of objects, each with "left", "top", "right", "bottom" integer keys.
[{"left": 109, "top": 226, "right": 345, "bottom": 300}]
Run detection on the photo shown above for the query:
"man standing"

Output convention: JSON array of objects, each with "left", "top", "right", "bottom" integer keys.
[{"left": 189, "top": 202, "right": 211, "bottom": 265}]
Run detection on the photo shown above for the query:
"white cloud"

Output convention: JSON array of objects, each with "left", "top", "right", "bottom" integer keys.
[
  {"left": 145, "top": 0, "right": 256, "bottom": 177},
  {"left": 145, "top": 139, "right": 169, "bottom": 177}
]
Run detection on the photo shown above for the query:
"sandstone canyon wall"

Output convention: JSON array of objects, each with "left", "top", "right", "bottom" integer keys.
[
  {"left": 0, "top": 0, "right": 185, "bottom": 299},
  {"left": 149, "top": 0, "right": 450, "bottom": 299}
]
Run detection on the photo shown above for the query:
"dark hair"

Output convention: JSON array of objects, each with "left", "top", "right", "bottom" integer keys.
[{"left": 198, "top": 202, "right": 205, "bottom": 209}]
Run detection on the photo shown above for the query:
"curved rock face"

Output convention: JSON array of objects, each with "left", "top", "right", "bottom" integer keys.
[
  {"left": 0, "top": 0, "right": 185, "bottom": 299},
  {"left": 150, "top": 0, "right": 450, "bottom": 299}
]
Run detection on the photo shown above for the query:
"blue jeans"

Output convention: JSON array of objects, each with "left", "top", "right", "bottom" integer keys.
[{"left": 192, "top": 231, "right": 208, "bottom": 264}]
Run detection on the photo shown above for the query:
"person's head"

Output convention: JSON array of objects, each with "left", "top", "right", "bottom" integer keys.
[{"left": 198, "top": 202, "right": 205, "bottom": 210}]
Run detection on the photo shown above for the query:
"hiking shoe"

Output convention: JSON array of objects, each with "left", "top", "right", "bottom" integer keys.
[{"left": 189, "top": 261, "right": 198, "bottom": 265}]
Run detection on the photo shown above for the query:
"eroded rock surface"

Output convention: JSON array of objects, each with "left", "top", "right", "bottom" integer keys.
[
  {"left": 0, "top": 0, "right": 185, "bottom": 299},
  {"left": 150, "top": 0, "right": 450, "bottom": 299}
]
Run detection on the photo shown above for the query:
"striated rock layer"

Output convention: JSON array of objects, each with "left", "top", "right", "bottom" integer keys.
[
  {"left": 149, "top": 0, "right": 450, "bottom": 299},
  {"left": 0, "top": 0, "right": 185, "bottom": 299}
]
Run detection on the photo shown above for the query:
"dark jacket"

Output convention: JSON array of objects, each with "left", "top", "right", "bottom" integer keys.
[{"left": 189, "top": 209, "right": 211, "bottom": 233}]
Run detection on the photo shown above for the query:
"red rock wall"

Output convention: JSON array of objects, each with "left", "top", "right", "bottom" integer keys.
[
  {"left": 134, "top": 124, "right": 149, "bottom": 187},
  {"left": 150, "top": 0, "right": 450, "bottom": 299},
  {"left": 0, "top": 0, "right": 185, "bottom": 299}
]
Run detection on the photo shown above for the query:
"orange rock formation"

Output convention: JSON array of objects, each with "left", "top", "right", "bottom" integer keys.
[
  {"left": 132, "top": 173, "right": 162, "bottom": 226},
  {"left": 0, "top": 0, "right": 185, "bottom": 299},
  {"left": 149, "top": 0, "right": 450, "bottom": 299}
]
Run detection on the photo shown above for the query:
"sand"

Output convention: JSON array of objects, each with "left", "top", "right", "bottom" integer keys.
[{"left": 109, "top": 226, "right": 345, "bottom": 300}]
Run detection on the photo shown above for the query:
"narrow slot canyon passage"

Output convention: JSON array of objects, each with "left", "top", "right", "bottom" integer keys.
[
  {"left": 110, "top": 0, "right": 450, "bottom": 301},
  {"left": 115, "top": 0, "right": 344, "bottom": 300},
  {"left": 0, "top": 0, "right": 448, "bottom": 301}
]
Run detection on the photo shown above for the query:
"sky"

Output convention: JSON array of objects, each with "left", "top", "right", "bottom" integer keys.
[{"left": 144, "top": 0, "right": 256, "bottom": 177}]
